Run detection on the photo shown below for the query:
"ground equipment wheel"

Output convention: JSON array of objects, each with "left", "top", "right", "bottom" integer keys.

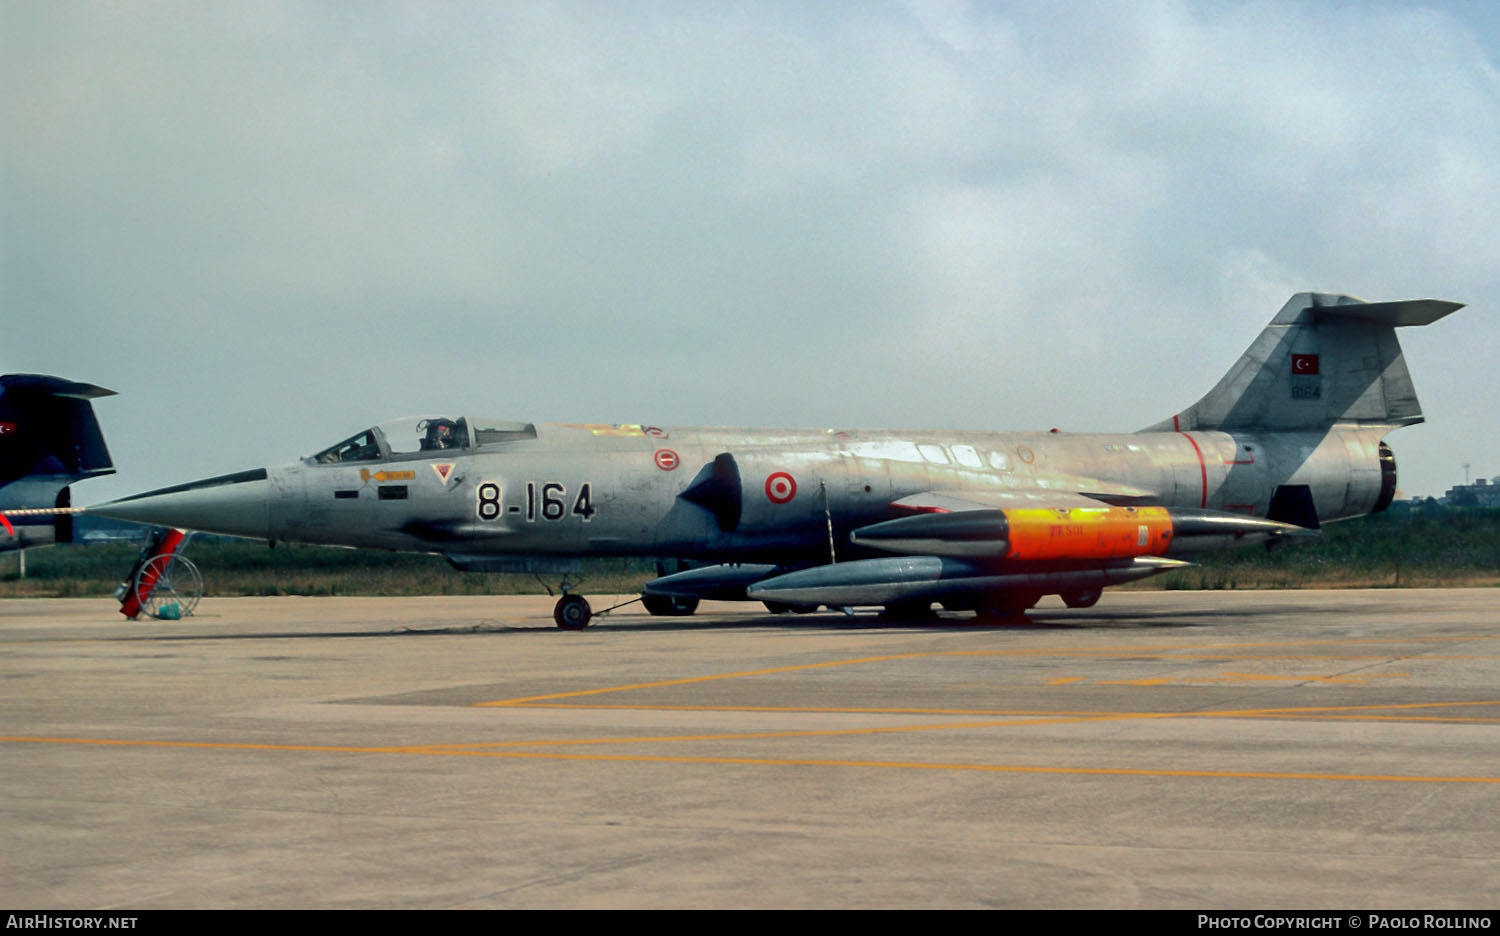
[
  {"left": 641, "top": 593, "right": 700, "bottom": 616},
  {"left": 133, "top": 553, "right": 202, "bottom": 620},
  {"left": 553, "top": 594, "right": 593, "bottom": 630}
]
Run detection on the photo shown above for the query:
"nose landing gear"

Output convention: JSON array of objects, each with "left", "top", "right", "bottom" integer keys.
[{"left": 553, "top": 593, "right": 592, "bottom": 630}]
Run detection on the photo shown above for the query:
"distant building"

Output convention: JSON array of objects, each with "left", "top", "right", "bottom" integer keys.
[{"left": 1443, "top": 474, "right": 1500, "bottom": 507}]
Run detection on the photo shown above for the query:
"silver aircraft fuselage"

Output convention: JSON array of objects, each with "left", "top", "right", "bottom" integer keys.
[
  {"left": 98, "top": 421, "right": 1389, "bottom": 564},
  {"left": 90, "top": 292, "right": 1458, "bottom": 626}
]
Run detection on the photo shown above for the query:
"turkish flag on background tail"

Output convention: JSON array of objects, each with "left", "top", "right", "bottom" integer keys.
[{"left": 1291, "top": 354, "right": 1319, "bottom": 375}]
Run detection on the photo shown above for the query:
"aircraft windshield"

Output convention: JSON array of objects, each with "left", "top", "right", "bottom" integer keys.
[
  {"left": 376, "top": 416, "right": 470, "bottom": 456},
  {"left": 313, "top": 430, "right": 381, "bottom": 464}
]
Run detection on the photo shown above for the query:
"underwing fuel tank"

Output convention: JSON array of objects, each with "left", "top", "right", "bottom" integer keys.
[
  {"left": 642, "top": 563, "right": 781, "bottom": 600},
  {"left": 746, "top": 555, "right": 1189, "bottom": 607},
  {"left": 741, "top": 504, "right": 1314, "bottom": 607},
  {"left": 849, "top": 505, "right": 1312, "bottom": 559}
]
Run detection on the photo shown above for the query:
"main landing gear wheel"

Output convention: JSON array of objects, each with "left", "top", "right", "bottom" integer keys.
[
  {"left": 764, "top": 601, "right": 820, "bottom": 614},
  {"left": 1060, "top": 588, "right": 1102, "bottom": 609},
  {"left": 553, "top": 594, "right": 592, "bottom": 630},
  {"left": 880, "top": 600, "right": 938, "bottom": 621},
  {"left": 641, "top": 593, "right": 700, "bottom": 616},
  {"left": 977, "top": 591, "right": 1041, "bottom": 622},
  {"left": 134, "top": 553, "right": 202, "bottom": 620}
]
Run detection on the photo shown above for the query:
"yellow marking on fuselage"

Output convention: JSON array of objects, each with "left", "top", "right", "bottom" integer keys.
[
  {"left": 553, "top": 423, "right": 646, "bottom": 437},
  {"left": 359, "top": 469, "right": 416, "bottom": 483}
]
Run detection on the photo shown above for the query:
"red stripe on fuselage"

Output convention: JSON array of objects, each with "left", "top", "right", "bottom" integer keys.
[{"left": 1178, "top": 431, "right": 1208, "bottom": 508}]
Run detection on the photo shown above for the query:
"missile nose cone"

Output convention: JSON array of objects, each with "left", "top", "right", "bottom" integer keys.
[
  {"left": 89, "top": 468, "right": 274, "bottom": 540},
  {"left": 1164, "top": 508, "right": 1316, "bottom": 538}
]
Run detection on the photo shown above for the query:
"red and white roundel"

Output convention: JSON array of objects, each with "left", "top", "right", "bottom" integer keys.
[
  {"left": 654, "top": 449, "right": 679, "bottom": 471},
  {"left": 764, "top": 471, "right": 797, "bottom": 504}
]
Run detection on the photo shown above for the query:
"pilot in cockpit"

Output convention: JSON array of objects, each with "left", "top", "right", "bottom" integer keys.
[{"left": 420, "top": 418, "right": 461, "bottom": 451}]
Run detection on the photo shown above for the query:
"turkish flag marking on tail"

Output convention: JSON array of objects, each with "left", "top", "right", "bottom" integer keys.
[
  {"left": 1291, "top": 354, "right": 1320, "bottom": 375},
  {"left": 0, "top": 423, "right": 15, "bottom": 436}
]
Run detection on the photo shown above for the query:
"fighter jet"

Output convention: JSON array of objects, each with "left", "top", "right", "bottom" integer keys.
[
  {"left": 0, "top": 374, "right": 117, "bottom": 551},
  {"left": 91, "top": 293, "right": 1459, "bottom": 627}
]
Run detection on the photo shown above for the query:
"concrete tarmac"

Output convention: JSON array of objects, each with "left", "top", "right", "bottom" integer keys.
[{"left": 2, "top": 589, "right": 1497, "bottom": 909}]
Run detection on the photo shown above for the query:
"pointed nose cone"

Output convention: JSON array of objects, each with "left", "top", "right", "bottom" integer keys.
[{"left": 89, "top": 468, "right": 274, "bottom": 539}]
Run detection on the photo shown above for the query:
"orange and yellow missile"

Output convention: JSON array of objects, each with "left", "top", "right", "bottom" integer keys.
[{"left": 850, "top": 506, "right": 1308, "bottom": 561}]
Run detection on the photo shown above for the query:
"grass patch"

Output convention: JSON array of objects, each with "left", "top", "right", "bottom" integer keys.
[
  {"left": 0, "top": 541, "right": 656, "bottom": 598},
  {"left": 1129, "top": 504, "right": 1500, "bottom": 590}
]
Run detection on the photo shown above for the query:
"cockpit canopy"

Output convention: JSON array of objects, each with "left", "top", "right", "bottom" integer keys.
[{"left": 310, "top": 417, "right": 536, "bottom": 464}]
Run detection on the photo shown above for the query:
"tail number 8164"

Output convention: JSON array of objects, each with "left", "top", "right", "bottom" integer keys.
[{"left": 476, "top": 481, "right": 596, "bottom": 522}]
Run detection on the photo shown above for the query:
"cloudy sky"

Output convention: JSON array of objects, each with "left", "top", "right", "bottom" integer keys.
[{"left": 4, "top": 0, "right": 1497, "bottom": 501}]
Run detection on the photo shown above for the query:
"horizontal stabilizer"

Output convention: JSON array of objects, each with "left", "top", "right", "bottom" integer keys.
[
  {"left": 1312, "top": 299, "right": 1462, "bottom": 328},
  {"left": 0, "top": 374, "right": 116, "bottom": 400}
]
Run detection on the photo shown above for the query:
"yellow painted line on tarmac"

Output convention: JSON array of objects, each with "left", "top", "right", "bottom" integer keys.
[
  {"left": 475, "top": 637, "right": 1499, "bottom": 706},
  {"left": 2, "top": 734, "right": 1496, "bottom": 785},
  {"left": 483, "top": 698, "right": 1500, "bottom": 719},
  {"left": 0, "top": 736, "right": 436, "bottom": 754},
  {"left": 17, "top": 701, "right": 1496, "bottom": 762},
  {"left": 476, "top": 652, "right": 955, "bottom": 704},
  {"left": 1037, "top": 653, "right": 1496, "bottom": 661},
  {"left": 1093, "top": 672, "right": 1409, "bottom": 687},
  {"left": 1274, "top": 714, "right": 1500, "bottom": 724},
  {"left": 424, "top": 699, "right": 1500, "bottom": 748},
  {"left": 471, "top": 699, "right": 1500, "bottom": 737}
]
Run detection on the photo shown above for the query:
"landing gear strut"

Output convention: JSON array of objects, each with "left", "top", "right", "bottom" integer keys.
[{"left": 977, "top": 591, "right": 1042, "bottom": 622}]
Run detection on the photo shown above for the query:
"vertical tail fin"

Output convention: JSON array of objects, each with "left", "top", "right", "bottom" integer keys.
[
  {"left": 0, "top": 375, "right": 116, "bottom": 487},
  {"left": 1142, "top": 293, "right": 1462, "bottom": 432},
  {"left": 0, "top": 375, "right": 116, "bottom": 549}
]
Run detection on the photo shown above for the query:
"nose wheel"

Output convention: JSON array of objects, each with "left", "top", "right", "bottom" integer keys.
[{"left": 553, "top": 593, "right": 592, "bottom": 630}]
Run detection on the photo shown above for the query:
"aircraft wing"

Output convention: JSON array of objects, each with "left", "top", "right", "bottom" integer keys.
[{"left": 738, "top": 485, "right": 1299, "bottom": 609}]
